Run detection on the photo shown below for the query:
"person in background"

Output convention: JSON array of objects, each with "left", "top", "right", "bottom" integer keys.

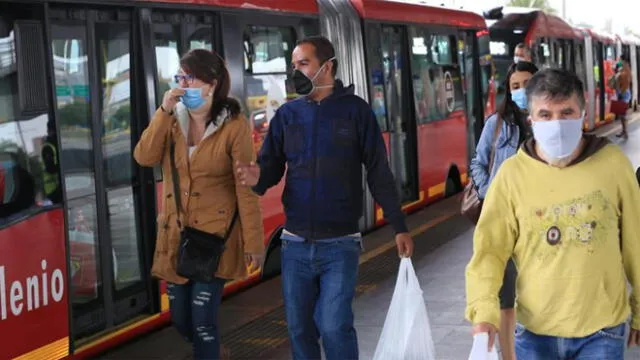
[
  {"left": 469, "top": 60, "right": 539, "bottom": 360},
  {"left": 466, "top": 68, "right": 640, "bottom": 359},
  {"left": 0, "top": 155, "right": 36, "bottom": 222},
  {"left": 615, "top": 54, "right": 631, "bottom": 139},
  {"left": 236, "top": 35, "right": 414, "bottom": 360},
  {"left": 514, "top": 43, "right": 532, "bottom": 63},
  {"left": 133, "top": 48, "right": 264, "bottom": 360},
  {"left": 41, "top": 120, "right": 62, "bottom": 204}
]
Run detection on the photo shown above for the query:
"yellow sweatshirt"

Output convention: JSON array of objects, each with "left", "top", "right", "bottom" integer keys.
[{"left": 465, "top": 138, "right": 640, "bottom": 337}]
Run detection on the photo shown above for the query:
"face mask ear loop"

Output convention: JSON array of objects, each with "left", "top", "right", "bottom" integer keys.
[{"left": 310, "top": 56, "right": 336, "bottom": 82}]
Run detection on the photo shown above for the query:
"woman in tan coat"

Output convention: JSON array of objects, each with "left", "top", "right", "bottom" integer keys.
[{"left": 133, "top": 49, "right": 264, "bottom": 360}]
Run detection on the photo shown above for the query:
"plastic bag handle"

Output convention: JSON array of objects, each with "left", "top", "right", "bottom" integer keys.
[{"left": 395, "top": 258, "right": 422, "bottom": 293}]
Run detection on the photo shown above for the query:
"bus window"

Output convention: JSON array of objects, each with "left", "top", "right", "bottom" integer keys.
[
  {"left": 565, "top": 40, "right": 574, "bottom": 72},
  {"left": 409, "top": 27, "right": 464, "bottom": 123},
  {"left": 150, "top": 12, "right": 213, "bottom": 181},
  {"left": 242, "top": 25, "right": 295, "bottom": 149},
  {"left": 606, "top": 45, "right": 616, "bottom": 61},
  {"left": 478, "top": 33, "right": 492, "bottom": 111},
  {"left": 538, "top": 39, "right": 552, "bottom": 68},
  {"left": 575, "top": 43, "right": 587, "bottom": 86},
  {"left": 185, "top": 14, "right": 213, "bottom": 51},
  {"left": 429, "top": 34, "right": 453, "bottom": 65},
  {"left": 553, "top": 40, "right": 563, "bottom": 68},
  {"left": 0, "top": 13, "right": 58, "bottom": 226},
  {"left": 151, "top": 12, "right": 213, "bottom": 108}
]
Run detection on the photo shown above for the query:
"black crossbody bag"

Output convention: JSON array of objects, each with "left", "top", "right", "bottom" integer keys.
[{"left": 169, "top": 138, "right": 238, "bottom": 283}]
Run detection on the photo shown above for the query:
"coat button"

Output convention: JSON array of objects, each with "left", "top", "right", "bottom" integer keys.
[{"left": 184, "top": 191, "right": 189, "bottom": 196}]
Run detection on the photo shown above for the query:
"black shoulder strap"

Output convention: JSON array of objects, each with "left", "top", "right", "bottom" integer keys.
[{"left": 223, "top": 208, "right": 239, "bottom": 240}]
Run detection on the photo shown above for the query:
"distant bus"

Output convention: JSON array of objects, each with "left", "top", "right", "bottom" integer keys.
[
  {"left": 484, "top": 6, "right": 639, "bottom": 131},
  {"left": 0, "top": 0, "right": 492, "bottom": 358}
]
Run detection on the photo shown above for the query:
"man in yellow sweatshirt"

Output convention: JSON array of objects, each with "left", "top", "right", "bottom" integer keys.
[{"left": 465, "top": 68, "right": 640, "bottom": 359}]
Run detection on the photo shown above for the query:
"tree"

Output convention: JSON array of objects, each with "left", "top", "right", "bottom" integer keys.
[
  {"left": 57, "top": 101, "right": 90, "bottom": 128},
  {"left": 507, "top": 0, "right": 557, "bottom": 14}
]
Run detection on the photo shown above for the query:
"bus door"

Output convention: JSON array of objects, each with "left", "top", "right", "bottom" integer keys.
[
  {"left": 48, "top": 5, "right": 151, "bottom": 341},
  {"left": 457, "top": 30, "right": 486, "bottom": 159},
  {"left": 379, "top": 25, "right": 419, "bottom": 204}
]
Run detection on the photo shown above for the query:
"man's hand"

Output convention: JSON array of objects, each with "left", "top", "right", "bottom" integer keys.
[
  {"left": 472, "top": 322, "right": 499, "bottom": 351},
  {"left": 395, "top": 232, "right": 414, "bottom": 257},
  {"left": 236, "top": 161, "right": 260, "bottom": 187},
  {"left": 628, "top": 327, "right": 640, "bottom": 348},
  {"left": 245, "top": 253, "right": 265, "bottom": 272}
]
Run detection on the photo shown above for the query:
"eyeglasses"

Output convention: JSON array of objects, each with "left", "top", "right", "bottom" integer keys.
[{"left": 174, "top": 74, "right": 195, "bottom": 84}]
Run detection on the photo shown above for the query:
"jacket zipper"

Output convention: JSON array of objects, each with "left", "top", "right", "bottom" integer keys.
[{"left": 310, "top": 102, "right": 320, "bottom": 240}]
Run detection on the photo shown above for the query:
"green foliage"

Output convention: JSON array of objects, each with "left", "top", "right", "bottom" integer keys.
[{"left": 57, "top": 101, "right": 90, "bottom": 128}]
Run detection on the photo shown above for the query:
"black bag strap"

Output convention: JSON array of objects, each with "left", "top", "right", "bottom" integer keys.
[
  {"left": 169, "top": 135, "right": 239, "bottom": 240},
  {"left": 223, "top": 207, "right": 239, "bottom": 241}
]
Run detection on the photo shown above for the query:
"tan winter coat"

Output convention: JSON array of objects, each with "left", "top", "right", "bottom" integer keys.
[{"left": 134, "top": 103, "right": 264, "bottom": 284}]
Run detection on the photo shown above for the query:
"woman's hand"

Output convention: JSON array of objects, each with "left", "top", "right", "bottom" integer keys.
[
  {"left": 245, "top": 253, "right": 265, "bottom": 272},
  {"left": 161, "top": 88, "right": 185, "bottom": 113}
]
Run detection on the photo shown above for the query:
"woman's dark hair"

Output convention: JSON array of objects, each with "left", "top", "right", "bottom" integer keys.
[
  {"left": 496, "top": 60, "right": 539, "bottom": 144},
  {"left": 179, "top": 49, "right": 241, "bottom": 125}
]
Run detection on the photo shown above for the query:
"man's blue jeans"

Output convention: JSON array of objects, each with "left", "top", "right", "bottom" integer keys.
[
  {"left": 281, "top": 238, "right": 361, "bottom": 360},
  {"left": 167, "top": 278, "right": 226, "bottom": 360},
  {"left": 515, "top": 322, "right": 626, "bottom": 359}
]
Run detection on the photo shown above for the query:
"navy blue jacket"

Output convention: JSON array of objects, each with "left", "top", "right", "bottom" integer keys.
[{"left": 252, "top": 80, "right": 407, "bottom": 240}]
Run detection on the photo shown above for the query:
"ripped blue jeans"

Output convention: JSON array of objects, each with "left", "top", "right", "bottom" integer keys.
[{"left": 167, "top": 278, "right": 226, "bottom": 360}]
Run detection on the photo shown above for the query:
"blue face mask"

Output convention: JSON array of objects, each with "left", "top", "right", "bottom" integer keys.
[
  {"left": 514, "top": 56, "right": 523, "bottom": 64},
  {"left": 511, "top": 88, "right": 528, "bottom": 110},
  {"left": 180, "top": 87, "right": 206, "bottom": 110},
  {"left": 531, "top": 118, "right": 584, "bottom": 160}
]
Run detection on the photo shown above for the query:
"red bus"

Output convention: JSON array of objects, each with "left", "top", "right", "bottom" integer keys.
[
  {"left": 619, "top": 34, "right": 640, "bottom": 111},
  {"left": 580, "top": 28, "right": 619, "bottom": 129},
  {"left": 484, "top": 6, "right": 639, "bottom": 131},
  {"left": 484, "top": 8, "right": 583, "bottom": 107},
  {"left": 0, "top": 0, "right": 490, "bottom": 358}
]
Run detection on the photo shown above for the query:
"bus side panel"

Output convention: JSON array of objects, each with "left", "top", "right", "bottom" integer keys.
[
  {"left": 418, "top": 110, "right": 467, "bottom": 201},
  {"left": 0, "top": 210, "right": 69, "bottom": 359}
]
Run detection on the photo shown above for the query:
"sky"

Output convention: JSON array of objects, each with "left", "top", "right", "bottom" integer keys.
[{"left": 395, "top": 0, "right": 639, "bottom": 34}]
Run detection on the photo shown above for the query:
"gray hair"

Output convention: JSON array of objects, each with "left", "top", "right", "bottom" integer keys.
[{"left": 525, "top": 68, "right": 586, "bottom": 111}]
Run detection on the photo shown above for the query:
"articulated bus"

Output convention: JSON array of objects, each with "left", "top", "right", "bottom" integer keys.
[
  {"left": 0, "top": 0, "right": 491, "bottom": 358},
  {"left": 484, "top": 6, "right": 640, "bottom": 132}
]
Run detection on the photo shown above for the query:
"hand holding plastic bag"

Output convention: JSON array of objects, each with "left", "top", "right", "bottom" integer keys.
[
  {"left": 468, "top": 333, "right": 499, "bottom": 360},
  {"left": 372, "top": 258, "right": 436, "bottom": 360}
]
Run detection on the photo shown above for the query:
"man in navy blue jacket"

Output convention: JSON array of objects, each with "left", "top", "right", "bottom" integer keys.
[{"left": 237, "top": 36, "right": 413, "bottom": 360}]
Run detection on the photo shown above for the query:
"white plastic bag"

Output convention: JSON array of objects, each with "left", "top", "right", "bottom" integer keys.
[
  {"left": 468, "top": 333, "right": 499, "bottom": 360},
  {"left": 372, "top": 258, "right": 436, "bottom": 360}
]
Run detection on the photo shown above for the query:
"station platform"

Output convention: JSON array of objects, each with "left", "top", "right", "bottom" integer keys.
[{"left": 99, "top": 113, "right": 640, "bottom": 360}]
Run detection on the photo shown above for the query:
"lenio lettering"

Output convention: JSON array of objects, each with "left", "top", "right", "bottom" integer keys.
[{"left": 0, "top": 260, "right": 64, "bottom": 320}]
